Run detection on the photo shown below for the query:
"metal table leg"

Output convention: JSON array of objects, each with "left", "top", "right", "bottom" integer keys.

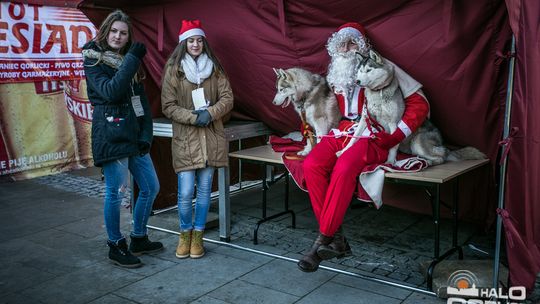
[
  {"left": 218, "top": 166, "right": 231, "bottom": 242},
  {"left": 427, "top": 184, "right": 440, "bottom": 291},
  {"left": 452, "top": 180, "right": 464, "bottom": 259},
  {"left": 426, "top": 180, "right": 464, "bottom": 291},
  {"left": 253, "top": 164, "right": 295, "bottom": 245}
]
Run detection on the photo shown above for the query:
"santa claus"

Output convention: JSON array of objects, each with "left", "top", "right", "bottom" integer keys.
[{"left": 297, "top": 22, "right": 430, "bottom": 272}]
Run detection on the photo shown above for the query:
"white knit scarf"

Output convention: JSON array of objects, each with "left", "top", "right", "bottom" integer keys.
[{"left": 181, "top": 53, "right": 214, "bottom": 85}]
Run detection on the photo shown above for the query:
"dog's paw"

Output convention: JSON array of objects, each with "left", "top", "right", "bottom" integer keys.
[
  {"left": 385, "top": 155, "right": 397, "bottom": 164},
  {"left": 297, "top": 149, "right": 310, "bottom": 156}
]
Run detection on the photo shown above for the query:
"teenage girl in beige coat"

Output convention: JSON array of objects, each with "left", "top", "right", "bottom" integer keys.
[{"left": 161, "top": 20, "right": 233, "bottom": 259}]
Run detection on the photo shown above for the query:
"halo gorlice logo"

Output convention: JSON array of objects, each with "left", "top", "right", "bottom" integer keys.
[
  {"left": 447, "top": 270, "right": 480, "bottom": 298},
  {"left": 446, "top": 270, "right": 526, "bottom": 303}
]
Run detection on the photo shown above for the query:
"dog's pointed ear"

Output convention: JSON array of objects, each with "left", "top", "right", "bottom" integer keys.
[
  {"left": 369, "top": 49, "right": 383, "bottom": 65},
  {"left": 355, "top": 50, "right": 367, "bottom": 60},
  {"left": 273, "top": 68, "right": 280, "bottom": 77},
  {"left": 278, "top": 68, "right": 289, "bottom": 80}
]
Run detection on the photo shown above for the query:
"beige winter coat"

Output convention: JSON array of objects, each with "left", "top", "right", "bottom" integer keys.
[{"left": 161, "top": 63, "right": 233, "bottom": 172}]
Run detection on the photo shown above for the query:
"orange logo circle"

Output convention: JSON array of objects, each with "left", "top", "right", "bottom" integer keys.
[
  {"left": 456, "top": 279, "right": 470, "bottom": 289},
  {"left": 448, "top": 270, "right": 479, "bottom": 289}
]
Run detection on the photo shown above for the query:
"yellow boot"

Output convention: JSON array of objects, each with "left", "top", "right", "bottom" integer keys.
[
  {"left": 175, "top": 231, "right": 191, "bottom": 259},
  {"left": 190, "top": 230, "right": 205, "bottom": 258}
]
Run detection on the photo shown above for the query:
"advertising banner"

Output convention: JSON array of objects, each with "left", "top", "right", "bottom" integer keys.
[
  {"left": 0, "top": 80, "right": 94, "bottom": 180},
  {"left": 0, "top": 2, "right": 96, "bottom": 83},
  {"left": 0, "top": 2, "right": 95, "bottom": 180}
]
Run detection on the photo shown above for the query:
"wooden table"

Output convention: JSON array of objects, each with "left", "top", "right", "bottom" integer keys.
[{"left": 226, "top": 144, "right": 489, "bottom": 291}]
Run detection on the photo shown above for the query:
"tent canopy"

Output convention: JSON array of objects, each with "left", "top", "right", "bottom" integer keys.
[{"left": 56, "top": 0, "right": 539, "bottom": 293}]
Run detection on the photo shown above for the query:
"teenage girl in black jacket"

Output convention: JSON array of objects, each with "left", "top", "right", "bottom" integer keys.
[{"left": 83, "top": 10, "right": 163, "bottom": 268}]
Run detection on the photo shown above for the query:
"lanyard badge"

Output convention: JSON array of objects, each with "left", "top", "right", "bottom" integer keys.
[{"left": 130, "top": 83, "right": 144, "bottom": 117}]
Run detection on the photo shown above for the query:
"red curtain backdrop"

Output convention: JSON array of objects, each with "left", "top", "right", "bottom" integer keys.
[
  {"left": 71, "top": 0, "right": 539, "bottom": 292},
  {"left": 77, "top": 0, "right": 508, "bottom": 160},
  {"left": 501, "top": 0, "right": 540, "bottom": 292}
]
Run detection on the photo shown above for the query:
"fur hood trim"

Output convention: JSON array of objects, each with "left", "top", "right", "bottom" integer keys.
[{"left": 82, "top": 41, "right": 124, "bottom": 70}]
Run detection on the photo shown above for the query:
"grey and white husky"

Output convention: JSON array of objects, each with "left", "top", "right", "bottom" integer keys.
[
  {"left": 337, "top": 50, "right": 485, "bottom": 165},
  {"left": 272, "top": 67, "right": 341, "bottom": 156},
  {"left": 336, "top": 49, "right": 404, "bottom": 162}
]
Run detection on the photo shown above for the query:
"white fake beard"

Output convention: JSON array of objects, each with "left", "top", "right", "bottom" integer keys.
[{"left": 326, "top": 51, "right": 359, "bottom": 94}]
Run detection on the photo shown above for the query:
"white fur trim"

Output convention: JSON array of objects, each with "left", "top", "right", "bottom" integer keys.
[
  {"left": 416, "top": 89, "right": 427, "bottom": 100},
  {"left": 179, "top": 28, "right": 205, "bottom": 42},
  {"left": 398, "top": 120, "right": 412, "bottom": 137},
  {"left": 386, "top": 59, "right": 422, "bottom": 98},
  {"left": 351, "top": 86, "right": 360, "bottom": 116},
  {"left": 416, "top": 89, "right": 431, "bottom": 118},
  {"left": 341, "top": 93, "right": 349, "bottom": 116},
  {"left": 358, "top": 157, "right": 429, "bottom": 209},
  {"left": 282, "top": 131, "right": 304, "bottom": 142},
  {"left": 359, "top": 168, "right": 385, "bottom": 209},
  {"left": 361, "top": 127, "right": 371, "bottom": 137},
  {"left": 341, "top": 86, "right": 361, "bottom": 119},
  {"left": 337, "top": 27, "right": 363, "bottom": 39}
]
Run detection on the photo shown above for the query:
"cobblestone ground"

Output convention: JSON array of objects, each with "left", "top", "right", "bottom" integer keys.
[
  {"left": 34, "top": 170, "right": 540, "bottom": 304},
  {"left": 35, "top": 172, "right": 132, "bottom": 207},
  {"left": 226, "top": 209, "right": 434, "bottom": 287},
  {"left": 33, "top": 172, "right": 489, "bottom": 288}
]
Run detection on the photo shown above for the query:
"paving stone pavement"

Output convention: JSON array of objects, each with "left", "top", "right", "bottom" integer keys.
[
  {"left": 34, "top": 171, "right": 482, "bottom": 288},
  {"left": 1, "top": 168, "right": 537, "bottom": 303}
]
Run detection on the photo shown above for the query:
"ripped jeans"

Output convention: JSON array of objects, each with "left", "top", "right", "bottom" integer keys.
[
  {"left": 102, "top": 154, "right": 159, "bottom": 243},
  {"left": 177, "top": 167, "right": 215, "bottom": 231}
]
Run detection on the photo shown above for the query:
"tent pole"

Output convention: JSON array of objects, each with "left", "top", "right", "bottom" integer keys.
[{"left": 493, "top": 34, "right": 516, "bottom": 290}]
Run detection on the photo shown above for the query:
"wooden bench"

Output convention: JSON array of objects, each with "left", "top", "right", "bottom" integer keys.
[{"left": 224, "top": 144, "right": 489, "bottom": 291}]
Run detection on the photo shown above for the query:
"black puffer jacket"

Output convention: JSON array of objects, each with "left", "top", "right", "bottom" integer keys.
[{"left": 83, "top": 41, "right": 153, "bottom": 167}]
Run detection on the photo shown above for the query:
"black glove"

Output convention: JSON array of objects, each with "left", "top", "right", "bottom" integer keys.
[
  {"left": 128, "top": 42, "right": 146, "bottom": 59},
  {"left": 138, "top": 141, "right": 150, "bottom": 156},
  {"left": 192, "top": 109, "right": 212, "bottom": 127}
]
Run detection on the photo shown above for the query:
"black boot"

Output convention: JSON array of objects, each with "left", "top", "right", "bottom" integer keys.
[
  {"left": 129, "top": 235, "right": 164, "bottom": 256},
  {"left": 107, "top": 238, "right": 142, "bottom": 268},
  {"left": 317, "top": 227, "right": 352, "bottom": 260},
  {"left": 297, "top": 234, "right": 333, "bottom": 272}
]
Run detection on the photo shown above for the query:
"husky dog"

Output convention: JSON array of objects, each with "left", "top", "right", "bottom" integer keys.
[
  {"left": 272, "top": 67, "right": 341, "bottom": 156},
  {"left": 399, "top": 119, "right": 486, "bottom": 165},
  {"left": 336, "top": 50, "right": 404, "bottom": 163},
  {"left": 337, "top": 50, "right": 486, "bottom": 165}
]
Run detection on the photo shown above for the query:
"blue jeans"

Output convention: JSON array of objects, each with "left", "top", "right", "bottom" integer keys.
[
  {"left": 177, "top": 166, "right": 215, "bottom": 231},
  {"left": 103, "top": 154, "right": 159, "bottom": 242}
]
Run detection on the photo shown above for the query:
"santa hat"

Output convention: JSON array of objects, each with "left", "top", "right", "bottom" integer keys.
[
  {"left": 326, "top": 21, "right": 370, "bottom": 57},
  {"left": 178, "top": 20, "right": 206, "bottom": 42},
  {"left": 336, "top": 22, "right": 367, "bottom": 40}
]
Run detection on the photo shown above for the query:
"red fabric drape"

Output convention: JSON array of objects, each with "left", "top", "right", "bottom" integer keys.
[
  {"left": 74, "top": 0, "right": 540, "bottom": 293},
  {"left": 502, "top": 0, "right": 540, "bottom": 293},
  {"left": 76, "top": 1, "right": 506, "bottom": 218},
  {"left": 77, "top": 0, "right": 510, "bottom": 223},
  {"left": 78, "top": 1, "right": 509, "bottom": 159}
]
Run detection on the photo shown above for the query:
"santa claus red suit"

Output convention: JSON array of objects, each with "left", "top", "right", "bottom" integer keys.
[
  {"left": 296, "top": 21, "right": 429, "bottom": 273},
  {"left": 304, "top": 85, "right": 429, "bottom": 237}
]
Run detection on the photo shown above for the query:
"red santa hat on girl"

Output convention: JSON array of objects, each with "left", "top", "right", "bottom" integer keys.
[{"left": 178, "top": 20, "right": 206, "bottom": 42}]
